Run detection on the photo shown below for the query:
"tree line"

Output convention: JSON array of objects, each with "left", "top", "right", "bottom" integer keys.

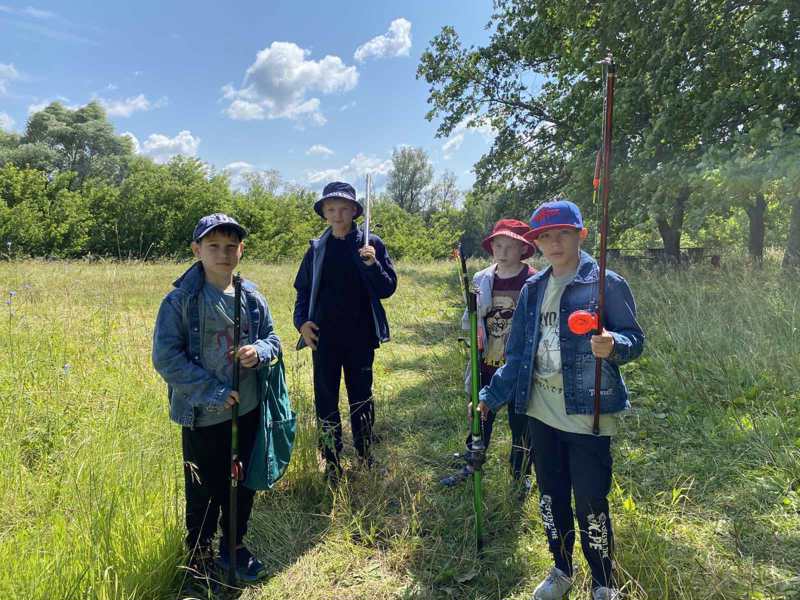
[{"left": 0, "top": 103, "right": 467, "bottom": 261}]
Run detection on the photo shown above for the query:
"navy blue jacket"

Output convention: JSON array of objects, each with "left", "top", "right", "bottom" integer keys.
[{"left": 293, "top": 226, "right": 397, "bottom": 349}]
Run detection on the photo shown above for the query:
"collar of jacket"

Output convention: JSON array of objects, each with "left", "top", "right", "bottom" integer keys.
[
  {"left": 527, "top": 250, "right": 599, "bottom": 286},
  {"left": 312, "top": 224, "right": 363, "bottom": 249},
  {"left": 171, "top": 261, "right": 258, "bottom": 295}
]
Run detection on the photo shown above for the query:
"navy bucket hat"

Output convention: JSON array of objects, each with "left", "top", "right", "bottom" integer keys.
[{"left": 313, "top": 181, "right": 363, "bottom": 218}]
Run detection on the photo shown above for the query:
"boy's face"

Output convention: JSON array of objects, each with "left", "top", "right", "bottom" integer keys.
[
  {"left": 191, "top": 229, "right": 243, "bottom": 279},
  {"left": 322, "top": 198, "right": 357, "bottom": 229},
  {"left": 533, "top": 227, "right": 586, "bottom": 270},
  {"left": 490, "top": 235, "right": 526, "bottom": 267}
]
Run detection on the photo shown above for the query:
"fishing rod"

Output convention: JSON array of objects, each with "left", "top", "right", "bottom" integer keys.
[
  {"left": 567, "top": 55, "right": 616, "bottom": 435},
  {"left": 228, "top": 273, "right": 244, "bottom": 585},
  {"left": 457, "top": 242, "right": 485, "bottom": 551},
  {"left": 363, "top": 173, "right": 372, "bottom": 249}
]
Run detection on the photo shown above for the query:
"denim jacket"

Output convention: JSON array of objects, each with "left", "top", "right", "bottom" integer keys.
[
  {"left": 293, "top": 225, "right": 397, "bottom": 349},
  {"left": 152, "top": 262, "right": 281, "bottom": 427},
  {"left": 480, "top": 251, "right": 644, "bottom": 416}
]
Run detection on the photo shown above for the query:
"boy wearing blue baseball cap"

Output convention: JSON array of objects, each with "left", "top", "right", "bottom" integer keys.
[
  {"left": 477, "top": 199, "right": 644, "bottom": 600},
  {"left": 293, "top": 182, "right": 397, "bottom": 483},
  {"left": 152, "top": 213, "right": 282, "bottom": 585}
]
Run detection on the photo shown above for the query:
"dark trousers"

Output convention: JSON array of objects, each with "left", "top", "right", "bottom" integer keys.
[
  {"left": 529, "top": 417, "right": 615, "bottom": 588},
  {"left": 466, "top": 370, "right": 532, "bottom": 478},
  {"left": 181, "top": 407, "right": 259, "bottom": 551},
  {"left": 312, "top": 342, "right": 375, "bottom": 465},
  {"left": 466, "top": 402, "right": 532, "bottom": 478}
]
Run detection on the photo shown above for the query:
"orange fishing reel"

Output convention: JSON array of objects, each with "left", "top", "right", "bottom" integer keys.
[{"left": 567, "top": 310, "right": 600, "bottom": 335}]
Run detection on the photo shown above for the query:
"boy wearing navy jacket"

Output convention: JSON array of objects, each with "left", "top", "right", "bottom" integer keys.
[
  {"left": 478, "top": 200, "right": 644, "bottom": 600},
  {"left": 293, "top": 181, "right": 397, "bottom": 483}
]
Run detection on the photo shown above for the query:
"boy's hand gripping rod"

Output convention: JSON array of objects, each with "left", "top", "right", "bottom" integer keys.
[
  {"left": 457, "top": 243, "right": 485, "bottom": 551},
  {"left": 567, "top": 56, "right": 616, "bottom": 435},
  {"left": 228, "top": 273, "right": 244, "bottom": 585}
]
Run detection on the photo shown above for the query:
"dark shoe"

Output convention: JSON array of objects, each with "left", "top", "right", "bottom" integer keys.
[
  {"left": 180, "top": 546, "right": 221, "bottom": 597},
  {"left": 358, "top": 453, "right": 375, "bottom": 470},
  {"left": 215, "top": 544, "right": 267, "bottom": 584},
  {"left": 513, "top": 474, "right": 535, "bottom": 500},
  {"left": 447, "top": 451, "right": 467, "bottom": 469},
  {"left": 439, "top": 465, "right": 473, "bottom": 487}
]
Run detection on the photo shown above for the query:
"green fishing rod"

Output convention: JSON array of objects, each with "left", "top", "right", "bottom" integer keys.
[
  {"left": 457, "top": 243, "right": 485, "bottom": 551},
  {"left": 228, "top": 273, "right": 244, "bottom": 586}
]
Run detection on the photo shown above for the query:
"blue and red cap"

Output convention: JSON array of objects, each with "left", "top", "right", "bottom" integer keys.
[{"left": 529, "top": 199, "right": 584, "bottom": 238}]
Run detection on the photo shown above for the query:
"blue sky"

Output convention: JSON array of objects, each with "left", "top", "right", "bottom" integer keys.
[{"left": 0, "top": 1, "right": 500, "bottom": 194}]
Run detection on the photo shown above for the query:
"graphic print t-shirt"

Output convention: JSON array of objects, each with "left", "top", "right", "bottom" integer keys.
[
  {"left": 195, "top": 282, "right": 259, "bottom": 427},
  {"left": 481, "top": 265, "right": 535, "bottom": 381},
  {"left": 526, "top": 271, "right": 617, "bottom": 436}
]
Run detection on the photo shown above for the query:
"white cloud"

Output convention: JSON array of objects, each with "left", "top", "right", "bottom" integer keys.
[
  {"left": 307, "top": 152, "right": 392, "bottom": 185},
  {"left": 27, "top": 97, "right": 81, "bottom": 114},
  {"left": 442, "top": 118, "right": 497, "bottom": 159},
  {"left": 140, "top": 130, "right": 200, "bottom": 163},
  {"left": 0, "top": 62, "right": 20, "bottom": 94},
  {"left": 222, "top": 41, "right": 358, "bottom": 126},
  {"left": 442, "top": 134, "right": 465, "bottom": 160},
  {"left": 223, "top": 161, "right": 255, "bottom": 189},
  {"left": 96, "top": 94, "right": 167, "bottom": 117},
  {"left": 23, "top": 6, "right": 55, "bottom": 19},
  {"left": 340, "top": 101, "right": 357, "bottom": 112},
  {"left": 121, "top": 131, "right": 140, "bottom": 154},
  {"left": 354, "top": 18, "right": 412, "bottom": 63},
  {"left": 306, "top": 144, "right": 334, "bottom": 157},
  {"left": 0, "top": 112, "right": 15, "bottom": 130}
]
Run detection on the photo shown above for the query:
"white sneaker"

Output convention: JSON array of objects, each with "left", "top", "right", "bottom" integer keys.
[
  {"left": 592, "top": 587, "right": 621, "bottom": 600},
  {"left": 532, "top": 566, "right": 573, "bottom": 599}
]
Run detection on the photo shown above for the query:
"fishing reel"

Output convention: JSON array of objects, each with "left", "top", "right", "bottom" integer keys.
[
  {"left": 567, "top": 310, "right": 600, "bottom": 336},
  {"left": 465, "top": 438, "right": 486, "bottom": 471}
]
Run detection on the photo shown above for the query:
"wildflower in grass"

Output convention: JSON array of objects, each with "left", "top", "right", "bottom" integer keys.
[{"left": 62, "top": 363, "right": 72, "bottom": 375}]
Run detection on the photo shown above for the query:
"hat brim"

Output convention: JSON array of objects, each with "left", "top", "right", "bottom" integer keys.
[
  {"left": 481, "top": 231, "right": 536, "bottom": 259},
  {"left": 194, "top": 222, "right": 248, "bottom": 242},
  {"left": 529, "top": 223, "right": 582, "bottom": 239},
  {"left": 314, "top": 196, "right": 363, "bottom": 219}
]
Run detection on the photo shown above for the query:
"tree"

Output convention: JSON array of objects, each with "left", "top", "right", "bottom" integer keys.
[
  {"left": 418, "top": 0, "right": 800, "bottom": 261},
  {"left": 22, "top": 101, "right": 135, "bottom": 184},
  {"left": 425, "top": 170, "right": 461, "bottom": 212},
  {"left": 386, "top": 146, "right": 433, "bottom": 213}
]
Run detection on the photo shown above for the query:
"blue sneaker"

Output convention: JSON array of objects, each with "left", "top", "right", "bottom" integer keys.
[{"left": 215, "top": 544, "right": 267, "bottom": 584}]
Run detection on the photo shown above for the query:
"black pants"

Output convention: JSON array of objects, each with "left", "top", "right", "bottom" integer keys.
[
  {"left": 181, "top": 407, "right": 259, "bottom": 551},
  {"left": 312, "top": 342, "right": 375, "bottom": 465},
  {"left": 465, "top": 370, "right": 532, "bottom": 478},
  {"left": 529, "top": 417, "right": 614, "bottom": 588},
  {"left": 465, "top": 402, "right": 532, "bottom": 478}
]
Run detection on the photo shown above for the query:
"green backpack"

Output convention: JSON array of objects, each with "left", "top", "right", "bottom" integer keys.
[{"left": 244, "top": 352, "right": 297, "bottom": 490}]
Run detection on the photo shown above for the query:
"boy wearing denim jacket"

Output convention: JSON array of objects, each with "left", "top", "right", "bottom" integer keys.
[
  {"left": 478, "top": 200, "right": 644, "bottom": 600},
  {"left": 440, "top": 219, "right": 536, "bottom": 492},
  {"left": 152, "top": 213, "right": 281, "bottom": 584},
  {"left": 293, "top": 181, "right": 397, "bottom": 483}
]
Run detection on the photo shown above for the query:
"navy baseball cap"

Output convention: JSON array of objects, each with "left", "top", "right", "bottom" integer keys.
[
  {"left": 192, "top": 213, "right": 247, "bottom": 242},
  {"left": 313, "top": 181, "right": 363, "bottom": 218},
  {"left": 529, "top": 199, "right": 584, "bottom": 238}
]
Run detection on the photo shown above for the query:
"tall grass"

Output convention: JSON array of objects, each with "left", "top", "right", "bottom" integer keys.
[{"left": 0, "top": 257, "right": 797, "bottom": 599}]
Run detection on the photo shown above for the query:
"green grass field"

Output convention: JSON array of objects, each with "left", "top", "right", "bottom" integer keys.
[{"left": 1, "top": 257, "right": 798, "bottom": 600}]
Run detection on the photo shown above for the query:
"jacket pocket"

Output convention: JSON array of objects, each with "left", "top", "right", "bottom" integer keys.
[{"left": 573, "top": 353, "right": 624, "bottom": 412}]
